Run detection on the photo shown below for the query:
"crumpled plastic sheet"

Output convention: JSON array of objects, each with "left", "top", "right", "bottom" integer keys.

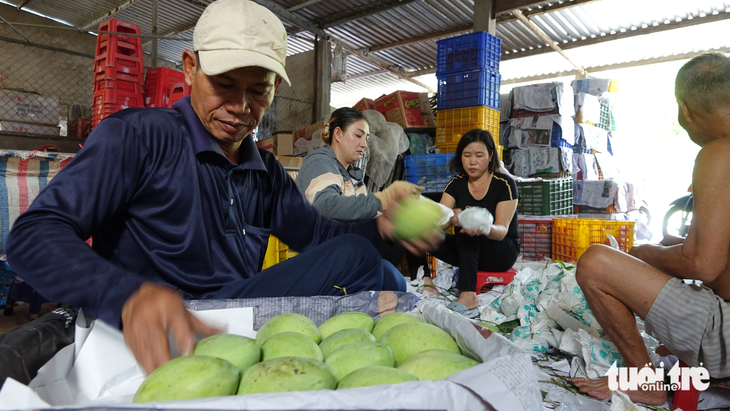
[
  {"left": 480, "top": 262, "right": 661, "bottom": 379},
  {"left": 361, "top": 110, "right": 409, "bottom": 189}
]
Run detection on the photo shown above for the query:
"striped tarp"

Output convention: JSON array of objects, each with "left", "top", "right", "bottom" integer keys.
[{"left": 0, "top": 150, "right": 74, "bottom": 255}]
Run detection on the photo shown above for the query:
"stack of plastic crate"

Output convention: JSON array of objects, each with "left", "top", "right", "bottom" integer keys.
[
  {"left": 552, "top": 218, "right": 634, "bottom": 263},
  {"left": 403, "top": 153, "right": 455, "bottom": 193},
  {"left": 144, "top": 67, "right": 189, "bottom": 108},
  {"left": 518, "top": 217, "right": 553, "bottom": 261},
  {"left": 92, "top": 18, "right": 145, "bottom": 127},
  {"left": 516, "top": 178, "right": 573, "bottom": 216},
  {"left": 435, "top": 32, "right": 502, "bottom": 158}
]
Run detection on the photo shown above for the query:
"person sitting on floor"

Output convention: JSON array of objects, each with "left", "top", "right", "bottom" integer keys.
[
  {"left": 571, "top": 52, "right": 730, "bottom": 405},
  {"left": 429, "top": 129, "right": 521, "bottom": 313},
  {"left": 295, "top": 107, "right": 429, "bottom": 288}
]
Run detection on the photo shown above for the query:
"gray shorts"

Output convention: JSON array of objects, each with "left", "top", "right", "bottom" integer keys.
[{"left": 645, "top": 277, "right": 730, "bottom": 378}]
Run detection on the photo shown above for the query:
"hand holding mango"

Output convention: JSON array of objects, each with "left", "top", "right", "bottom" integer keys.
[
  {"left": 391, "top": 196, "right": 445, "bottom": 241},
  {"left": 374, "top": 181, "right": 424, "bottom": 211}
]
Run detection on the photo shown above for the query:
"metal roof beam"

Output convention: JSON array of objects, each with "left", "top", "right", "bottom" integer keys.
[
  {"left": 511, "top": 9, "right": 586, "bottom": 74},
  {"left": 494, "top": 0, "right": 548, "bottom": 15},
  {"left": 502, "top": 10, "right": 730, "bottom": 61},
  {"left": 288, "top": 0, "right": 326, "bottom": 12},
  {"left": 81, "top": 0, "right": 147, "bottom": 31},
  {"left": 368, "top": 25, "right": 472, "bottom": 53},
  {"left": 501, "top": 47, "right": 730, "bottom": 85},
  {"left": 496, "top": 0, "right": 599, "bottom": 24},
  {"left": 250, "top": 0, "right": 435, "bottom": 92},
  {"left": 319, "top": 0, "right": 419, "bottom": 29}
]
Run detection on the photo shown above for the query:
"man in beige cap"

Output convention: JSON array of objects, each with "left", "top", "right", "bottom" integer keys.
[{"left": 7, "top": 0, "right": 434, "bottom": 374}]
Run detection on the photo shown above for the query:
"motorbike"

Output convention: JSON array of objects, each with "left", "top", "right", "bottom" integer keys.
[{"left": 662, "top": 193, "right": 693, "bottom": 239}]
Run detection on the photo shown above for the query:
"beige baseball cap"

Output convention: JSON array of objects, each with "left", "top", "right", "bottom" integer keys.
[{"left": 193, "top": 0, "right": 291, "bottom": 85}]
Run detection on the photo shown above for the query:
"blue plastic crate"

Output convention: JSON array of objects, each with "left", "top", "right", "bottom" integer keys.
[
  {"left": 403, "top": 153, "right": 455, "bottom": 193},
  {"left": 436, "top": 32, "right": 501, "bottom": 75},
  {"left": 437, "top": 69, "right": 501, "bottom": 110}
]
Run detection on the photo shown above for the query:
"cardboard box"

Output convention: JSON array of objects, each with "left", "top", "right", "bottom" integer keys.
[
  {"left": 0, "top": 120, "right": 60, "bottom": 136},
  {"left": 419, "top": 92, "right": 436, "bottom": 127},
  {"left": 274, "top": 133, "right": 293, "bottom": 156},
  {"left": 0, "top": 90, "right": 60, "bottom": 126},
  {"left": 275, "top": 156, "right": 303, "bottom": 169},
  {"left": 374, "top": 90, "right": 427, "bottom": 129},
  {"left": 353, "top": 98, "right": 376, "bottom": 111},
  {"left": 292, "top": 120, "right": 325, "bottom": 144},
  {"left": 255, "top": 136, "right": 276, "bottom": 154}
]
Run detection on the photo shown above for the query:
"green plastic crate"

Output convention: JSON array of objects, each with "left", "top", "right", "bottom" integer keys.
[{"left": 517, "top": 178, "right": 573, "bottom": 215}]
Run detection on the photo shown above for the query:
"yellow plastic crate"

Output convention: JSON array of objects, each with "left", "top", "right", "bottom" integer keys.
[
  {"left": 552, "top": 218, "right": 634, "bottom": 263},
  {"left": 497, "top": 144, "right": 503, "bottom": 161},
  {"left": 436, "top": 106, "right": 500, "bottom": 145},
  {"left": 436, "top": 143, "right": 458, "bottom": 154},
  {"left": 262, "top": 235, "right": 298, "bottom": 270}
]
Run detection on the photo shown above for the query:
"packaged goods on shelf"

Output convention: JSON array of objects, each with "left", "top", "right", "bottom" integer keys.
[
  {"left": 571, "top": 77, "right": 619, "bottom": 96},
  {"left": 510, "top": 147, "right": 572, "bottom": 178},
  {"left": 0, "top": 90, "right": 60, "bottom": 126},
  {"left": 374, "top": 91, "right": 432, "bottom": 129},
  {"left": 505, "top": 115, "right": 574, "bottom": 149},
  {"left": 0, "top": 121, "right": 59, "bottom": 136},
  {"left": 511, "top": 82, "right": 575, "bottom": 118}
]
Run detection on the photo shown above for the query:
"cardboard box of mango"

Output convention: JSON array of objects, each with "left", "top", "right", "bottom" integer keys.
[{"left": 1, "top": 296, "right": 541, "bottom": 410}]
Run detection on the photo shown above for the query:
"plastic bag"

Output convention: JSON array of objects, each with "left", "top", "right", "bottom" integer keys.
[
  {"left": 361, "top": 110, "right": 409, "bottom": 189},
  {"left": 0, "top": 307, "right": 77, "bottom": 388},
  {"left": 457, "top": 207, "right": 494, "bottom": 233}
]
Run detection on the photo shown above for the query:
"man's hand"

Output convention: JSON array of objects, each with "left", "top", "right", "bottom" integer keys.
[
  {"left": 377, "top": 204, "right": 444, "bottom": 256},
  {"left": 121, "top": 283, "right": 221, "bottom": 375}
]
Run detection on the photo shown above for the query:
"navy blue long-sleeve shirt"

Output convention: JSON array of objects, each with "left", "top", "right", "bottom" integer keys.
[{"left": 6, "top": 97, "right": 382, "bottom": 328}]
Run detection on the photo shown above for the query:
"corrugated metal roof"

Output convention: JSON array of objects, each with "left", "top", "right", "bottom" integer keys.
[{"left": 3, "top": 0, "right": 730, "bottom": 102}]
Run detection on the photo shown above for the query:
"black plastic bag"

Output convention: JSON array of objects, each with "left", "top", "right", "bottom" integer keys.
[{"left": 0, "top": 307, "right": 76, "bottom": 388}]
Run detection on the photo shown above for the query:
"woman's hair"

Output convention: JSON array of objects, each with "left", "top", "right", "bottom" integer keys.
[
  {"left": 449, "top": 129, "right": 499, "bottom": 175},
  {"left": 321, "top": 107, "right": 366, "bottom": 145}
]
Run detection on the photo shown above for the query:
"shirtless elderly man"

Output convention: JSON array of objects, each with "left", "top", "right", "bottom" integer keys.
[{"left": 571, "top": 52, "right": 730, "bottom": 405}]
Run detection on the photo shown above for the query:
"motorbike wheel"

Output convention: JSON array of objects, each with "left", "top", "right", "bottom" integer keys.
[{"left": 662, "top": 203, "right": 692, "bottom": 239}]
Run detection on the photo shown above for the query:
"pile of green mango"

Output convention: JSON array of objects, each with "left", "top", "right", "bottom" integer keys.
[{"left": 133, "top": 311, "right": 481, "bottom": 403}]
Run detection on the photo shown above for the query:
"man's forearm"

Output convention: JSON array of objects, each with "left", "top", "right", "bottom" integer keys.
[{"left": 630, "top": 244, "right": 697, "bottom": 280}]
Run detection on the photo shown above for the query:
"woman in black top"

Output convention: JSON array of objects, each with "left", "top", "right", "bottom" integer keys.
[{"left": 424, "top": 129, "right": 521, "bottom": 312}]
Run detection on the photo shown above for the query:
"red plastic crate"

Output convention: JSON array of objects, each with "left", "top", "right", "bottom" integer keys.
[
  {"left": 94, "top": 64, "right": 144, "bottom": 83},
  {"left": 96, "top": 35, "right": 142, "bottom": 58},
  {"left": 518, "top": 217, "right": 552, "bottom": 261},
  {"left": 144, "top": 67, "right": 186, "bottom": 108},
  {"left": 93, "top": 88, "right": 143, "bottom": 107},
  {"left": 94, "top": 51, "right": 144, "bottom": 71},
  {"left": 68, "top": 118, "right": 92, "bottom": 138},
  {"left": 98, "top": 18, "right": 140, "bottom": 36},
  {"left": 93, "top": 77, "right": 144, "bottom": 94},
  {"left": 170, "top": 81, "right": 191, "bottom": 105}
]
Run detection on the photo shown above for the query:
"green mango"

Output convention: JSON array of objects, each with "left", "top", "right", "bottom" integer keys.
[
  {"left": 261, "top": 332, "right": 323, "bottom": 362},
  {"left": 379, "top": 322, "right": 460, "bottom": 366},
  {"left": 318, "top": 312, "right": 375, "bottom": 340},
  {"left": 392, "top": 197, "right": 442, "bottom": 241},
  {"left": 133, "top": 355, "right": 239, "bottom": 403},
  {"left": 397, "top": 349, "right": 480, "bottom": 380},
  {"left": 319, "top": 328, "right": 376, "bottom": 359},
  {"left": 237, "top": 357, "right": 336, "bottom": 395},
  {"left": 255, "top": 313, "right": 321, "bottom": 345},
  {"left": 194, "top": 334, "right": 260, "bottom": 373},
  {"left": 336, "top": 366, "right": 418, "bottom": 389},
  {"left": 371, "top": 312, "right": 423, "bottom": 340},
  {"left": 324, "top": 342, "right": 394, "bottom": 381}
]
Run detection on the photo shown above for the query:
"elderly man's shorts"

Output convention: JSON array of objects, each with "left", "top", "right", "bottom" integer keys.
[{"left": 645, "top": 277, "right": 730, "bottom": 378}]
